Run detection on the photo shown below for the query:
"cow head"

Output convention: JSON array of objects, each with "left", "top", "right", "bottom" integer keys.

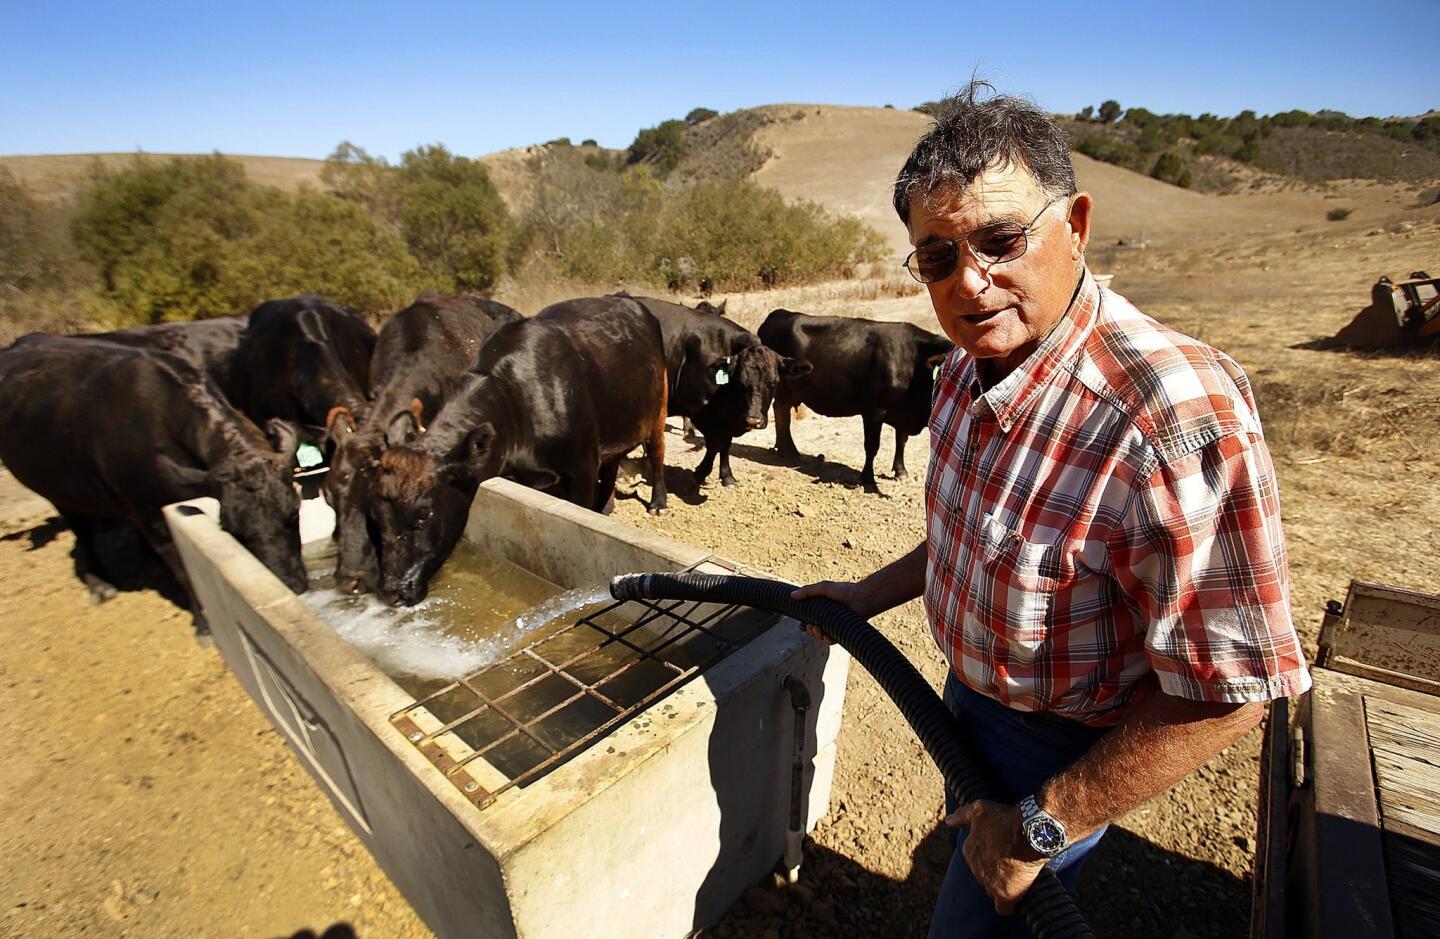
[
  {"left": 371, "top": 421, "right": 500, "bottom": 606},
  {"left": 694, "top": 299, "right": 727, "bottom": 317},
  {"left": 211, "top": 424, "right": 306, "bottom": 595},
  {"left": 722, "top": 345, "right": 812, "bottom": 432},
  {"left": 324, "top": 424, "right": 382, "bottom": 595}
]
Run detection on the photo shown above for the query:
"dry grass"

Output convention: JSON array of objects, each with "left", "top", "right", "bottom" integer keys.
[{"left": 0, "top": 152, "right": 327, "bottom": 201}]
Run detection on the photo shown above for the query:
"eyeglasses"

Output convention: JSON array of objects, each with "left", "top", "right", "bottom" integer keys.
[{"left": 902, "top": 197, "right": 1067, "bottom": 284}]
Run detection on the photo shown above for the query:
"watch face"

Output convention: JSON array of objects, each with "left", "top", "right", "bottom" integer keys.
[{"left": 1028, "top": 818, "right": 1066, "bottom": 854}]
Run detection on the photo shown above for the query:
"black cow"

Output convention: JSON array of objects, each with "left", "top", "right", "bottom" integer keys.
[
  {"left": 758, "top": 309, "right": 952, "bottom": 493},
  {"left": 90, "top": 315, "right": 249, "bottom": 403},
  {"left": 233, "top": 294, "right": 376, "bottom": 441},
  {"left": 325, "top": 293, "right": 523, "bottom": 594},
  {"left": 371, "top": 296, "right": 668, "bottom": 606},
  {"left": 626, "top": 295, "right": 809, "bottom": 486},
  {"left": 0, "top": 334, "right": 306, "bottom": 631}
]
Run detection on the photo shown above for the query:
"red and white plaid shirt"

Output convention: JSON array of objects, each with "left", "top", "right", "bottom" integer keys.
[{"left": 924, "top": 268, "right": 1311, "bottom": 727}]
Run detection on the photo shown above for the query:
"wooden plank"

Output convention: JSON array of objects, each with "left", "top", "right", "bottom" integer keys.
[
  {"left": 1319, "top": 581, "right": 1440, "bottom": 685},
  {"left": 1252, "top": 697, "right": 1290, "bottom": 939},
  {"left": 1363, "top": 694, "right": 1440, "bottom": 938},
  {"left": 1307, "top": 676, "right": 1396, "bottom": 938}
]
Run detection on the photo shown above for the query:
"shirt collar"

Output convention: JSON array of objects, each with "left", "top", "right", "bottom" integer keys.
[{"left": 964, "top": 267, "right": 1101, "bottom": 432}]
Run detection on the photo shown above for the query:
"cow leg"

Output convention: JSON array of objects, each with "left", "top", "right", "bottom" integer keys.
[
  {"left": 861, "top": 411, "right": 884, "bottom": 493},
  {"left": 133, "top": 511, "right": 209, "bottom": 637},
  {"left": 773, "top": 395, "right": 802, "bottom": 461},
  {"left": 61, "top": 512, "right": 118, "bottom": 603},
  {"left": 595, "top": 459, "right": 621, "bottom": 515},
  {"left": 892, "top": 428, "right": 910, "bottom": 481},
  {"left": 646, "top": 414, "right": 668, "bottom": 517},
  {"left": 718, "top": 436, "right": 738, "bottom": 487},
  {"left": 694, "top": 438, "right": 717, "bottom": 485}
]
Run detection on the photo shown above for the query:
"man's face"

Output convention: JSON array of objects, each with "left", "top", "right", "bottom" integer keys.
[{"left": 906, "top": 163, "right": 1092, "bottom": 376}]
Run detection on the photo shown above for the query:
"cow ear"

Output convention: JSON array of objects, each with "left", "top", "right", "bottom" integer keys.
[
  {"left": 779, "top": 357, "right": 813, "bottom": 379},
  {"left": 924, "top": 352, "right": 949, "bottom": 374},
  {"left": 324, "top": 406, "right": 357, "bottom": 450},
  {"left": 454, "top": 422, "right": 497, "bottom": 470},
  {"left": 157, "top": 454, "right": 211, "bottom": 490},
  {"left": 266, "top": 418, "right": 300, "bottom": 459},
  {"left": 716, "top": 299, "right": 727, "bottom": 315},
  {"left": 384, "top": 411, "right": 418, "bottom": 447}
]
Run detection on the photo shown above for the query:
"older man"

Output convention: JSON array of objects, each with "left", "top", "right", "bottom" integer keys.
[{"left": 794, "top": 85, "right": 1311, "bottom": 936}]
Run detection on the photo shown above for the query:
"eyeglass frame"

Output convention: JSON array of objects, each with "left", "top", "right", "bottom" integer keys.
[{"left": 901, "top": 195, "right": 1071, "bottom": 284}]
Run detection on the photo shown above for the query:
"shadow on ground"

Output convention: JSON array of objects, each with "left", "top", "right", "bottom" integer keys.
[
  {"left": 2, "top": 514, "right": 189, "bottom": 610},
  {"left": 698, "top": 819, "right": 1249, "bottom": 938}
]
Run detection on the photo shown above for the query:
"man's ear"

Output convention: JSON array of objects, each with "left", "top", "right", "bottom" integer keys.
[
  {"left": 779, "top": 356, "right": 812, "bottom": 379},
  {"left": 1067, "top": 192, "right": 1093, "bottom": 260}
]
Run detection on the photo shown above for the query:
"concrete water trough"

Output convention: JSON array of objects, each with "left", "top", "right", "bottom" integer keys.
[{"left": 164, "top": 477, "right": 849, "bottom": 939}]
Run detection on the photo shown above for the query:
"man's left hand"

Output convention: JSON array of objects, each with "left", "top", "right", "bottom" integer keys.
[{"left": 945, "top": 799, "right": 1048, "bottom": 915}]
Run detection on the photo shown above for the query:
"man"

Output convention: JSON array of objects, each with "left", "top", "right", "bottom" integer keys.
[{"left": 794, "top": 84, "right": 1311, "bottom": 937}]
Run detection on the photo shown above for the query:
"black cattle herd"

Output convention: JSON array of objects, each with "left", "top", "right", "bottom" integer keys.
[{"left": 0, "top": 291, "right": 952, "bottom": 630}]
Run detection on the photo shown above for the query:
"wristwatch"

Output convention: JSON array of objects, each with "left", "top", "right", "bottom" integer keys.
[{"left": 1018, "top": 795, "right": 1068, "bottom": 858}]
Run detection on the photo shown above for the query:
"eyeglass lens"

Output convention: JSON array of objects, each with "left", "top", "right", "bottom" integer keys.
[{"left": 907, "top": 222, "right": 1028, "bottom": 283}]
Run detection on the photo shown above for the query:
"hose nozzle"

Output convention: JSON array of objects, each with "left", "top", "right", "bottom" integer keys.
[{"left": 608, "top": 573, "right": 652, "bottom": 601}]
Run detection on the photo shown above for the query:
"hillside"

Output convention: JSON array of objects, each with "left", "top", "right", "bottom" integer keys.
[
  {"left": 5, "top": 105, "right": 1433, "bottom": 264},
  {"left": 0, "top": 152, "right": 326, "bottom": 201},
  {"left": 748, "top": 104, "right": 1432, "bottom": 258}
]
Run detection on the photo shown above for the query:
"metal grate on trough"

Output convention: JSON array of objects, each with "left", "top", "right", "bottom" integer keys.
[{"left": 390, "top": 568, "right": 778, "bottom": 809}]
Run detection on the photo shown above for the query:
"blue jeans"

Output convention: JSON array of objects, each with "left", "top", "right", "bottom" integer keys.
[{"left": 928, "top": 673, "right": 1110, "bottom": 938}]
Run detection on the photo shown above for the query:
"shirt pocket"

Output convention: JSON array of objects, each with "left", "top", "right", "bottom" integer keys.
[{"left": 976, "top": 515, "right": 1061, "bottom": 650}]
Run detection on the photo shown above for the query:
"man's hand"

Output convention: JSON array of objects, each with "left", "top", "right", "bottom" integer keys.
[
  {"left": 946, "top": 800, "right": 1047, "bottom": 915},
  {"left": 790, "top": 580, "right": 876, "bottom": 643}
]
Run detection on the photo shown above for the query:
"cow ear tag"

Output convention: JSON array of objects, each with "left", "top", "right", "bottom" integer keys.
[
  {"left": 295, "top": 443, "right": 324, "bottom": 469},
  {"left": 715, "top": 368, "right": 730, "bottom": 386},
  {"left": 932, "top": 364, "right": 940, "bottom": 382}
]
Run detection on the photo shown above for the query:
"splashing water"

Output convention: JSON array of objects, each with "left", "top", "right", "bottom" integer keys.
[{"left": 299, "top": 541, "right": 612, "bottom": 684}]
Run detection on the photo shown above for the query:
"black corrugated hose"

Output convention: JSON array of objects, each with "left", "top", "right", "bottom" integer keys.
[{"left": 609, "top": 571, "right": 1094, "bottom": 939}]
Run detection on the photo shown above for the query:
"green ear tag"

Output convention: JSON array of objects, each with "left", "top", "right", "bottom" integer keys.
[
  {"left": 295, "top": 443, "right": 324, "bottom": 469},
  {"left": 932, "top": 364, "right": 940, "bottom": 382},
  {"left": 715, "top": 368, "right": 730, "bottom": 386}
]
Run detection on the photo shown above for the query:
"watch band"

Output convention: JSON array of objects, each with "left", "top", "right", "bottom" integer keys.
[{"left": 1019, "top": 794, "right": 1069, "bottom": 858}]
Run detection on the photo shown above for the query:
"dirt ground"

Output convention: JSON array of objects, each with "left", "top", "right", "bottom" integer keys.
[{"left": 3, "top": 192, "right": 1439, "bottom": 938}]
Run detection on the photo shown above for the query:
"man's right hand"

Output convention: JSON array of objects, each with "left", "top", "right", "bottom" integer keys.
[{"left": 790, "top": 580, "right": 876, "bottom": 644}]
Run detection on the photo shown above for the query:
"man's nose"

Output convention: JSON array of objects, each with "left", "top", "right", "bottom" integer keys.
[{"left": 955, "top": 246, "right": 993, "bottom": 299}]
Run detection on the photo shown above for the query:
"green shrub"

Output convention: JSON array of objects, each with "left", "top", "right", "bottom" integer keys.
[
  {"left": 685, "top": 108, "right": 719, "bottom": 125},
  {"left": 1149, "top": 152, "right": 1194, "bottom": 188},
  {"left": 1098, "top": 100, "right": 1122, "bottom": 123},
  {"left": 1326, "top": 207, "right": 1353, "bottom": 221},
  {"left": 323, "top": 142, "right": 510, "bottom": 292},
  {"left": 514, "top": 150, "right": 884, "bottom": 290},
  {"left": 627, "top": 119, "right": 689, "bottom": 174},
  {"left": 580, "top": 138, "right": 598, "bottom": 147},
  {"left": 71, "top": 154, "right": 425, "bottom": 324}
]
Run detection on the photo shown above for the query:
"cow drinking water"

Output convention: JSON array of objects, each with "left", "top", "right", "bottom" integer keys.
[
  {"left": 325, "top": 293, "right": 523, "bottom": 595},
  {"left": 370, "top": 296, "right": 669, "bottom": 606},
  {"left": 0, "top": 334, "right": 307, "bottom": 633}
]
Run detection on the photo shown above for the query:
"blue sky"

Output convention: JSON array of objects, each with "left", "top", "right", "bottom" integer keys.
[{"left": 2, "top": 1, "right": 1436, "bottom": 160}]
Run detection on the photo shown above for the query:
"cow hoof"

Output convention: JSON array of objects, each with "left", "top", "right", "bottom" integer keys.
[
  {"left": 721, "top": 476, "right": 738, "bottom": 488},
  {"left": 87, "top": 582, "right": 118, "bottom": 604},
  {"left": 862, "top": 480, "right": 881, "bottom": 495},
  {"left": 893, "top": 469, "right": 909, "bottom": 482},
  {"left": 648, "top": 505, "right": 669, "bottom": 516},
  {"left": 194, "top": 630, "right": 216, "bottom": 650}
]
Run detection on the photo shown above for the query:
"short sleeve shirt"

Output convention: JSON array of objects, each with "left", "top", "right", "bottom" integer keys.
[{"left": 923, "top": 268, "right": 1311, "bottom": 727}]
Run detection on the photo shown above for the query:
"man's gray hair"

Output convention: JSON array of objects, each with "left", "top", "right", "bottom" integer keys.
[{"left": 893, "top": 82, "right": 1077, "bottom": 226}]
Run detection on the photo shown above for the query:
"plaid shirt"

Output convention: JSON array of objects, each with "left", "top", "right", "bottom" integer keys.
[{"left": 924, "top": 268, "right": 1311, "bottom": 727}]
